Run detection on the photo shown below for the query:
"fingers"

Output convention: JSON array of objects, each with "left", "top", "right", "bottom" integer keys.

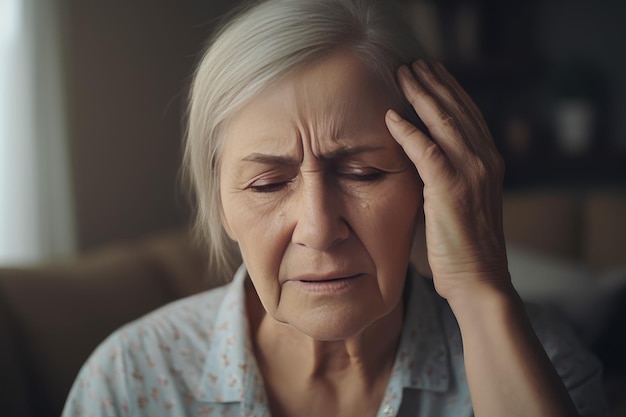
[
  {"left": 400, "top": 61, "right": 495, "bottom": 154},
  {"left": 428, "top": 62, "right": 492, "bottom": 143},
  {"left": 420, "top": 62, "right": 504, "bottom": 176},
  {"left": 389, "top": 61, "right": 508, "bottom": 298},
  {"left": 396, "top": 66, "right": 462, "bottom": 158},
  {"left": 385, "top": 109, "right": 453, "bottom": 186},
  {"left": 388, "top": 59, "right": 505, "bottom": 190}
]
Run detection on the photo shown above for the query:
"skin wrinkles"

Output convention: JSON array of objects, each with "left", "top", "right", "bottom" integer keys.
[
  {"left": 235, "top": 147, "right": 412, "bottom": 197},
  {"left": 219, "top": 51, "right": 422, "bottom": 390},
  {"left": 216, "top": 37, "right": 585, "bottom": 417}
]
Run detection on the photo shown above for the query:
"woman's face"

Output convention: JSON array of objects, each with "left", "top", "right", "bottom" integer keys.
[{"left": 220, "top": 51, "right": 422, "bottom": 340}]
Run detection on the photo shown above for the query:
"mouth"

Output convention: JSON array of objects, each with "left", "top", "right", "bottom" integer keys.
[
  {"left": 299, "top": 274, "right": 360, "bottom": 283},
  {"left": 289, "top": 273, "right": 364, "bottom": 292}
]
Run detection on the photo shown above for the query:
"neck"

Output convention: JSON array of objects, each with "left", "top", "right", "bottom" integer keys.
[{"left": 245, "top": 279, "right": 404, "bottom": 386}]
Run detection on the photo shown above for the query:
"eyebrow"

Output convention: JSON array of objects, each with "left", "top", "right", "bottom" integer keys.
[{"left": 241, "top": 145, "right": 386, "bottom": 165}]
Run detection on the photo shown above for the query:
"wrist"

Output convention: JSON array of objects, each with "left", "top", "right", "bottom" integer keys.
[
  {"left": 443, "top": 273, "right": 522, "bottom": 324},
  {"left": 446, "top": 274, "right": 581, "bottom": 417}
]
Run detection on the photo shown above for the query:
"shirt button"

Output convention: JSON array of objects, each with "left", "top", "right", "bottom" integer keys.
[{"left": 383, "top": 404, "right": 395, "bottom": 416}]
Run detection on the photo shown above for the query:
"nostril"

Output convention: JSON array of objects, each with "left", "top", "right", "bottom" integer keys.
[{"left": 292, "top": 211, "right": 349, "bottom": 250}]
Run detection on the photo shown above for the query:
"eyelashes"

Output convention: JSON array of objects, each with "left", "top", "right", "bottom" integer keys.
[
  {"left": 339, "top": 169, "right": 386, "bottom": 182},
  {"left": 248, "top": 168, "right": 387, "bottom": 193},
  {"left": 249, "top": 181, "right": 292, "bottom": 193}
]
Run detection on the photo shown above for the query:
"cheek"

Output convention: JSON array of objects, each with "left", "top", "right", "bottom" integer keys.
[
  {"left": 355, "top": 176, "right": 422, "bottom": 277},
  {"left": 222, "top": 197, "right": 291, "bottom": 310},
  {"left": 236, "top": 211, "right": 289, "bottom": 271}
]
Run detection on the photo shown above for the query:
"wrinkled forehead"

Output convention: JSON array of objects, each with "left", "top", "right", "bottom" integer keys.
[
  {"left": 220, "top": 51, "right": 400, "bottom": 160},
  {"left": 292, "top": 50, "right": 395, "bottom": 125}
]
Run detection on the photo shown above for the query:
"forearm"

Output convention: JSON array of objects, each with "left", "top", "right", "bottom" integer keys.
[
  {"left": 448, "top": 279, "right": 580, "bottom": 417},
  {"left": 387, "top": 61, "right": 583, "bottom": 415}
]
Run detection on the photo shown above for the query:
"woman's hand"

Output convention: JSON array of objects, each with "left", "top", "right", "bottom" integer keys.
[
  {"left": 385, "top": 60, "right": 511, "bottom": 303},
  {"left": 386, "top": 60, "right": 582, "bottom": 417}
]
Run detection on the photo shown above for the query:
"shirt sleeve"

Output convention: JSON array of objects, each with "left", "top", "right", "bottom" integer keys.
[
  {"left": 61, "top": 330, "right": 133, "bottom": 417},
  {"left": 527, "top": 304, "right": 610, "bottom": 417}
]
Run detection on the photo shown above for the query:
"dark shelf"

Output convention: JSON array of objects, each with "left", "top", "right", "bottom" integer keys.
[{"left": 503, "top": 151, "right": 626, "bottom": 189}]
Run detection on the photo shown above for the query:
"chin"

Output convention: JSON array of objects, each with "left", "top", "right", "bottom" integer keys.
[{"left": 285, "top": 305, "right": 388, "bottom": 341}]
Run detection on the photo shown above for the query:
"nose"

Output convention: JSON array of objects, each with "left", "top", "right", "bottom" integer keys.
[{"left": 291, "top": 174, "right": 350, "bottom": 251}]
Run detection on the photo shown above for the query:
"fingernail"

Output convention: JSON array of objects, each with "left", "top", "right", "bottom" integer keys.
[
  {"left": 398, "top": 65, "right": 411, "bottom": 78},
  {"left": 386, "top": 109, "right": 401, "bottom": 122}
]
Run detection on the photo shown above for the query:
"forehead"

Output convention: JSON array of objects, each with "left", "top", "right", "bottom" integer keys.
[{"left": 221, "top": 51, "right": 398, "bottom": 159}]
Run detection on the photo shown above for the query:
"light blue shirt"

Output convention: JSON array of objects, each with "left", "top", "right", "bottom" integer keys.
[{"left": 62, "top": 265, "right": 608, "bottom": 416}]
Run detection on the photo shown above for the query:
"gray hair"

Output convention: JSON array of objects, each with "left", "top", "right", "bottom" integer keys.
[{"left": 184, "top": 0, "right": 424, "bottom": 282}]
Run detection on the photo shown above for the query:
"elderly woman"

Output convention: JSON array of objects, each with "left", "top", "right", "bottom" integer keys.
[{"left": 63, "top": 0, "right": 607, "bottom": 416}]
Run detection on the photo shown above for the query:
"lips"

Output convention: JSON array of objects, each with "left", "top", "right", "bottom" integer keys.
[
  {"left": 282, "top": 271, "right": 366, "bottom": 294},
  {"left": 291, "top": 273, "right": 363, "bottom": 283}
]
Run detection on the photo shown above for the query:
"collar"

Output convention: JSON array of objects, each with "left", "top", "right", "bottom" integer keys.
[
  {"left": 197, "top": 264, "right": 259, "bottom": 404},
  {"left": 392, "top": 267, "right": 450, "bottom": 392},
  {"left": 197, "top": 264, "right": 450, "bottom": 406}
]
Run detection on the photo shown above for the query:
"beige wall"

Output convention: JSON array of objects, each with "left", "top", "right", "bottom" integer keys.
[{"left": 60, "top": 0, "right": 240, "bottom": 251}]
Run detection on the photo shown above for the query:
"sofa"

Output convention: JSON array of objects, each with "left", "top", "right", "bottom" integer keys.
[{"left": 0, "top": 189, "right": 625, "bottom": 417}]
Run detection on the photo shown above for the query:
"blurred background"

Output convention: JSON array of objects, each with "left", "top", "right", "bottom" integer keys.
[
  {"left": 1, "top": 0, "right": 233, "bottom": 265},
  {"left": 0, "top": 0, "right": 625, "bottom": 265},
  {"left": 400, "top": 0, "right": 626, "bottom": 188},
  {"left": 0, "top": 1, "right": 625, "bottom": 416}
]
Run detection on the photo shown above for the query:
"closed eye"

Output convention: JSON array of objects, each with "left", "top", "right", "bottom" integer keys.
[
  {"left": 249, "top": 181, "right": 291, "bottom": 193},
  {"left": 247, "top": 168, "right": 386, "bottom": 192},
  {"left": 339, "top": 168, "right": 386, "bottom": 182}
]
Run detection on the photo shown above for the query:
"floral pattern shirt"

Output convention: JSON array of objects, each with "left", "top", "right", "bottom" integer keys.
[{"left": 62, "top": 265, "right": 608, "bottom": 417}]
